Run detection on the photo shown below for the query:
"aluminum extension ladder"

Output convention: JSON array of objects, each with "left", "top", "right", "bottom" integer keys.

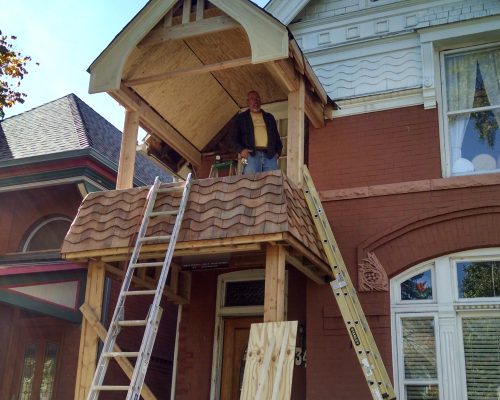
[
  {"left": 87, "top": 174, "right": 192, "bottom": 400},
  {"left": 302, "top": 166, "right": 396, "bottom": 400}
]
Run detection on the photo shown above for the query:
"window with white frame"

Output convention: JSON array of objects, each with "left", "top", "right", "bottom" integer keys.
[
  {"left": 391, "top": 250, "right": 500, "bottom": 400},
  {"left": 442, "top": 45, "right": 500, "bottom": 176}
]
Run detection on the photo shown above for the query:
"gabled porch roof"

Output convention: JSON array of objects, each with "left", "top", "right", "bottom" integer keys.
[
  {"left": 87, "top": 0, "right": 330, "bottom": 174},
  {"left": 61, "top": 171, "right": 332, "bottom": 283}
]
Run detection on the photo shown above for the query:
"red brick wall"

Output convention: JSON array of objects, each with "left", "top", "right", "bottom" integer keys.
[
  {"left": 305, "top": 105, "right": 500, "bottom": 399},
  {"left": 309, "top": 106, "right": 442, "bottom": 190},
  {"left": 0, "top": 184, "right": 82, "bottom": 254}
]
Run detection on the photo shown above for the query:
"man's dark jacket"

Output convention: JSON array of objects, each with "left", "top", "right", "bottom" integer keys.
[{"left": 231, "top": 109, "right": 282, "bottom": 159}]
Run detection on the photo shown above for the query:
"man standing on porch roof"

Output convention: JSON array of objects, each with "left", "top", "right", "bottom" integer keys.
[{"left": 231, "top": 90, "right": 283, "bottom": 174}]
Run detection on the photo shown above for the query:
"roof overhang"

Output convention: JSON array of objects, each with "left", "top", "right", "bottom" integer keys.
[
  {"left": 88, "top": 0, "right": 331, "bottom": 173},
  {"left": 89, "top": 0, "right": 289, "bottom": 94}
]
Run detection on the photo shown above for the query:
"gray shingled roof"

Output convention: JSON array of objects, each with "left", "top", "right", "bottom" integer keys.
[{"left": 0, "top": 94, "right": 171, "bottom": 185}]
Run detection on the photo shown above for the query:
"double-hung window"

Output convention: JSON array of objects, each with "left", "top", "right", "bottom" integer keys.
[
  {"left": 391, "top": 250, "right": 500, "bottom": 400},
  {"left": 442, "top": 45, "right": 500, "bottom": 176}
]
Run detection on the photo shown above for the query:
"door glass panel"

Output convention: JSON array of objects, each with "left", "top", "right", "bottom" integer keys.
[
  {"left": 40, "top": 342, "right": 59, "bottom": 400},
  {"left": 19, "top": 343, "right": 37, "bottom": 400},
  {"left": 224, "top": 280, "right": 264, "bottom": 307}
]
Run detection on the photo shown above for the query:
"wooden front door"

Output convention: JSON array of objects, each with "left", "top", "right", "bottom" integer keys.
[{"left": 220, "top": 316, "right": 260, "bottom": 400}]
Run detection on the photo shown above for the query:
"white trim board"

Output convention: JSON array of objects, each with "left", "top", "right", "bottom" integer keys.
[{"left": 333, "top": 88, "right": 423, "bottom": 117}]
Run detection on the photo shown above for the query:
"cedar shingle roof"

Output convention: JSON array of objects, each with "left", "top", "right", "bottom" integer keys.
[
  {"left": 0, "top": 94, "right": 170, "bottom": 185},
  {"left": 62, "top": 171, "right": 329, "bottom": 277}
]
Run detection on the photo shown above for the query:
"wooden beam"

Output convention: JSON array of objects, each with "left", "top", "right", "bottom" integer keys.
[
  {"left": 140, "top": 15, "right": 239, "bottom": 47},
  {"left": 80, "top": 303, "right": 158, "bottom": 400},
  {"left": 116, "top": 110, "right": 139, "bottom": 190},
  {"left": 264, "top": 244, "right": 286, "bottom": 322},
  {"left": 110, "top": 85, "right": 202, "bottom": 167},
  {"left": 285, "top": 252, "right": 324, "bottom": 285},
  {"left": 63, "top": 235, "right": 274, "bottom": 261},
  {"left": 288, "top": 39, "right": 305, "bottom": 75},
  {"left": 182, "top": 0, "right": 191, "bottom": 24},
  {"left": 104, "top": 263, "right": 190, "bottom": 304},
  {"left": 283, "top": 232, "right": 332, "bottom": 280},
  {"left": 123, "top": 56, "right": 252, "bottom": 87},
  {"left": 305, "top": 89, "right": 325, "bottom": 129},
  {"left": 265, "top": 59, "right": 299, "bottom": 93},
  {"left": 196, "top": 0, "right": 204, "bottom": 21},
  {"left": 289, "top": 39, "right": 328, "bottom": 105},
  {"left": 287, "top": 78, "right": 305, "bottom": 187},
  {"left": 74, "top": 260, "right": 106, "bottom": 400}
]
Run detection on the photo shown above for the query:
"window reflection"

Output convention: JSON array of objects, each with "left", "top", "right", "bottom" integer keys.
[
  {"left": 457, "top": 261, "right": 500, "bottom": 298},
  {"left": 401, "top": 270, "right": 433, "bottom": 300}
]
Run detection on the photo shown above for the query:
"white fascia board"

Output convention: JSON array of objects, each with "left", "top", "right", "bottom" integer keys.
[
  {"left": 213, "top": 0, "right": 288, "bottom": 63},
  {"left": 418, "top": 15, "right": 500, "bottom": 44},
  {"left": 265, "top": 0, "right": 311, "bottom": 25},
  {"left": 89, "top": 0, "right": 177, "bottom": 94},
  {"left": 333, "top": 88, "right": 423, "bottom": 118}
]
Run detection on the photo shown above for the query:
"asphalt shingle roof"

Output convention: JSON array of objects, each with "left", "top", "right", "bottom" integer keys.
[{"left": 0, "top": 94, "right": 171, "bottom": 185}]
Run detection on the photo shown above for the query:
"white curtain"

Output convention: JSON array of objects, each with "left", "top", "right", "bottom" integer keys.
[
  {"left": 445, "top": 53, "right": 477, "bottom": 164},
  {"left": 478, "top": 48, "right": 500, "bottom": 127}
]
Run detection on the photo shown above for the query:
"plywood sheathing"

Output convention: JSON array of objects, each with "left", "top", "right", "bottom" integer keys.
[{"left": 62, "top": 171, "right": 330, "bottom": 280}]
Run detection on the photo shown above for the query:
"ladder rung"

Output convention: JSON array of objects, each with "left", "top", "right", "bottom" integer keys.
[
  {"left": 92, "top": 385, "right": 129, "bottom": 391},
  {"left": 139, "top": 235, "right": 172, "bottom": 243},
  {"left": 122, "top": 290, "right": 157, "bottom": 296},
  {"left": 102, "top": 351, "right": 140, "bottom": 358},
  {"left": 148, "top": 210, "right": 178, "bottom": 217},
  {"left": 157, "top": 186, "right": 184, "bottom": 193},
  {"left": 131, "top": 262, "right": 164, "bottom": 268},
  {"left": 117, "top": 319, "right": 148, "bottom": 326}
]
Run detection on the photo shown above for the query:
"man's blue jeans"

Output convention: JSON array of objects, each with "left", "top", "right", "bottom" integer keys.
[{"left": 243, "top": 150, "right": 279, "bottom": 174}]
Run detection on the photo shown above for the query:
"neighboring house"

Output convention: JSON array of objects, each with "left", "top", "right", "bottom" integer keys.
[
  {"left": 0, "top": 94, "right": 173, "bottom": 399},
  {"left": 266, "top": 0, "right": 500, "bottom": 399}
]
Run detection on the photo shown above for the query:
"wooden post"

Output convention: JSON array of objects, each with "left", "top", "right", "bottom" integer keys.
[
  {"left": 116, "top": 110, "right": 139, "bottom": 190},
  {"left": 74, "top": 260, "right": 106, "bottom": 400},
  {"left": 287, "top": 78, "right": 305, "bottom": 187},
  {"left": 264, "top": 244, "right": 286, "bottom": 322}
]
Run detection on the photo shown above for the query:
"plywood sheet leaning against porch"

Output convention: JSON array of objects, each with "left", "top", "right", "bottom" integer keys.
[{"left": 240, "top": 321, "right": 297, "bottom": 400}]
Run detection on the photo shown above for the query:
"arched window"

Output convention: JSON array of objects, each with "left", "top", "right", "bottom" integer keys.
[
  {"left": 391, "top": 249, "right": 500, "bottom": 400},
  {"left": 22, "top": 216, "right": 72, "bottom": 252}
]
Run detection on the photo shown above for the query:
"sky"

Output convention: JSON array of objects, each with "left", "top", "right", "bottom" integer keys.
[{"left": 1, "top": 0, "right": 269, "bottom": 140}]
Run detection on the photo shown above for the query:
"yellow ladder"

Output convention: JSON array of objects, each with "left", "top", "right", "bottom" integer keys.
[{"left": 302, "top": 165, "right": 396, "bottom": 400}]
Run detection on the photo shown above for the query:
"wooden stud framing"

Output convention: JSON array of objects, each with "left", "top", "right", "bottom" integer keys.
[
  {"left": 287, "top": 78, "right": 305, "bottom": 187},
  {"left": 80, "top": 303, "right": 158, "bottom": 400},
  {"left": 104, "top": 263, "right": 191, "bottom": 304},
  {"left": 182, "top": 0, "right": 191, "bottom": 24},
  {"left": 305, "top": 89, "right": 325, "bottom": 129},
  {"left": 264, "top": 244, "right": 286, "bottom": 322},
  {"left": 74, "top": 260, "right": 106, "bottom": 400},
  {"left": 196, "top": 0, "right": 204, "bottom": 21},
  {"left": 123, "top": 56, "right": 252, "bottom": 87},
  {"left": 116, "top": 110, "right": 139, "bottom": 190}
]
